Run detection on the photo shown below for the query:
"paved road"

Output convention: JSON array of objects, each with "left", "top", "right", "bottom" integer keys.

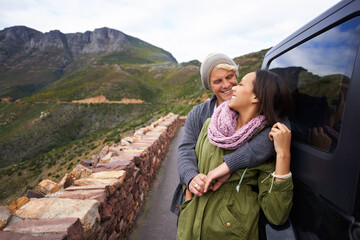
[{"left": 129, "top": 126, "right": 184, "bottom": 240}]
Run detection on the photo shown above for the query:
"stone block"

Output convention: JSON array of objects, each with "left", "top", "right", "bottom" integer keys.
[
  {"left": 64, "top": 185, "right": 113, "bottom": 198},
  {"left": 99, "top": 146, "right": 109, "bottom": 159},
  {"left": 120, "top": 139, "right": 131, "bottom": 146},
  {"left": 111, "top": 151, "right": 142, "bottom": 165},
  {"left": 15, "top": 198, "right": 100, "bottom": 240},
  {"left": 3, "top": 218, "right": 83, "bottom": 240},
  {"left": 91, "top": 155, "right": 100, "bottom": 167},
  {"left": 73, "top": 178, "right": 123, "bottom": 195},
  {"left": 80, "top": 159, "right": 93, "bottom": 168},
  {"left": 71, "top": 164, "right": 92, "bottom": 180},
  {"left": 59, "top": 173, "right": 74, "bottom": 189},
  {"left": 0, "top": 206, "right": 12, "bottom": 230},
  {"left": 123, "top": 137, "right": 134, "bottom": 143},
  {"left": 127, "top": 146, "right": 148, "bottom": 151},
  {"left": 134, "top": 128, "right": 146, "bottom": 137},
  {"left": 179, "top": 116, "right": 187, "bottom": 125},
  {"left": 26, "top": 190, "right": 45, "bottom": 199},
  {"left": 58, "top": 189, "right": 107, "bottom": 205},
  {"left": 9, "top": 196, "right": 30, "bottom": 213},
  {"left": 89, "top": 170, "right": 126, "bottom": 181},
  {"left": 37, "top": 179, "right": 60, "bottom": 195},
  {"left": 109, "top": 146, "right": 122, "bottom": 156},
  {"left": 94, "top": 160, "right": 134, "bottom": 174},
  {"left": 109, "top": 155, "right": 134, "bottom": 163},
  {"left": 0, "top": 231, "right": 65, "bottom": 239},
  {"left": 100, "top": 151, "right": 113, "bottom": 163}
]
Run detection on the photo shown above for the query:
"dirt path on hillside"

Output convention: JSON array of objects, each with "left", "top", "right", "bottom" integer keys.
[{"left": 71, "top": 95, "right": 145, "bottom": 104}]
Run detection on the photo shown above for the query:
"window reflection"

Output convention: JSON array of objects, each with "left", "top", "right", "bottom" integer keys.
[{"left": 269, "top": 17, "right": 360, "bottom": 152}]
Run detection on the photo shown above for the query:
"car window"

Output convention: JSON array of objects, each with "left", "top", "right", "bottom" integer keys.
[{"left": 269, "top": 16, "right": 360, "bottom": 153}]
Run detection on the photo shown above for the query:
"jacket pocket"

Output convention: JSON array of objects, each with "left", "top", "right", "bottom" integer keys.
[{"left": 218, "top": 204, "right": 247, "bottom": 238}]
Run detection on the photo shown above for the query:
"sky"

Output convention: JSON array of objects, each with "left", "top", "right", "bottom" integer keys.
[{"left": 0, "top": 0, "right": 341, "bottom": 63}]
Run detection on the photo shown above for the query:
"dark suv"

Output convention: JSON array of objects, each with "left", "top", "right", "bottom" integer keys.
[{"left": 261, "top": 0, "right": 360, "bottom": 239}]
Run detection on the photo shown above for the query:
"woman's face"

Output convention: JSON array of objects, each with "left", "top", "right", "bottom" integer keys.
[
  {"left": 209, "top": 68, "right": 238, "bottom": 106},
  {"left": 228, "top": 72, "right": 257, "bottom": 111}
]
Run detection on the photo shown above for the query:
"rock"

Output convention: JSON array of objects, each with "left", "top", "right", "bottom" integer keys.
[
  {"left": 71, "top": 164, "right": 92, "bottom": 180},
  {"left": 89, "top": 170, "right": 126, "bottom": 181},
  {"left": 80, "top": 159, "right": 93, "bottom": 168},
  {"left": 9, "top": 196, "right": 30, "bottom": 213},
  {"left": 99, "top": 146, "right": 109, "bottom": 159},
  {"left": 134, "top": 128, "right": 146, "bottom": 137},
  {"left": 179, "top": 116, "right": 187, "bottom": 125},
  {"left": 0, "top": 206, "right": 13, "bottom": 230},
  {"left": 0, "top": 231, "right": 64, "bottom": 239},
  {"left": 112, "top": 151, "right": 144, "bottom": 165},
  {"left": 123, "top": 137, "right": 133, "bottom": 143},
  {"left": 59, "top": 173, "right": 74, "bottom": 189},
  {"left": 26, "top": 190, "right": 45, "bottom": 199},
  {"left": 100, "top": 151, "right": 113, "bottom": 163},
  {"left": 64, "top": 185, "right": 113, "bottom": 198},
  {"left": 91, "top": 155, "right": 100, "bottom": 167},
  {"left": 109, "top": 146, "right": 122, "bottom": 156},
  {"left": 109, "top": 155, "right": 134, "bottom": 162},
  {"left": 15, "top": 198, "right": 100, "bottom": 240},
  {"left": 36, "top": 180, "right": 60, "bottom": 195},
  {"left": 3, "top": 218, "right": 83, "bottom": 240},
  {"left": 58, "top": 189, "right": 107, "bottom": 205},
  {"left": 73, "top": 178, "right": 123, "bottom": 195},
  {"left": 120, "top": 139, "right": 131, "bottom": 146},
  {"left": 93, "top": 161, "right": 135, "bottom": 179}
]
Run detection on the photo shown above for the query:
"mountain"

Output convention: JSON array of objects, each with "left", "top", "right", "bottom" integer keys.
[
  {"left": 0, "top": 26, "right": 177, "bottom": 100},
  {"left": 0, "top": 25, "right": 202, "bottom": 171}
]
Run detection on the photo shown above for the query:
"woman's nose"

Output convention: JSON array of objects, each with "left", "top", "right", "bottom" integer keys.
[{"left": 232, "top": 85, "right": 237, "bottom": 91}]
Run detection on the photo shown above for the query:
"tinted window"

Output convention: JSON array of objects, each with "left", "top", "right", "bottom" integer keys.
[{"left": 269, "top": 17, "right": 360, "bottom": 152}]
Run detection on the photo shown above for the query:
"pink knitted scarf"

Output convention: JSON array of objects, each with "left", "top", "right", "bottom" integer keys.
[{"left": 208, "top": 100, "right": 267, "bottom": 150}]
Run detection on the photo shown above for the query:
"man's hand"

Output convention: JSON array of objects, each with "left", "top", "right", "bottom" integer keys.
[{"left": 189, "top": 173, "right": 208, "bottom": 197}]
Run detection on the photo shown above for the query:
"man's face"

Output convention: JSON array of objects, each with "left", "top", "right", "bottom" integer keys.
[{"left": 209, "top": 68, "right": 238, "bottom": 106}]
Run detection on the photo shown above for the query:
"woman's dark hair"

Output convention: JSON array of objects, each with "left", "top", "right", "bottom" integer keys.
[{"left": 253, "top": 69, "right": 293, "bottom": 126}]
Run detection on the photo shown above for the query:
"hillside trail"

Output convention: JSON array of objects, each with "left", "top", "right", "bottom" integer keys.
[{"left": 128, "top": 126, "right": 184, "bottom": 240}]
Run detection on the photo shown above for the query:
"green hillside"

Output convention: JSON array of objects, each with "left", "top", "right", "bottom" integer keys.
[{"left": 0, "top": 43, "right": 268, "bottom": 204}]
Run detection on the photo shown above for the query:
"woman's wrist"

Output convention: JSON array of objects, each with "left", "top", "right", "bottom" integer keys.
[
  {"left": 274, "top": 171, "right": 292, "bottom": 182},
  {"left": 276, "top": 151, "right": 290, "bottom": 160}
]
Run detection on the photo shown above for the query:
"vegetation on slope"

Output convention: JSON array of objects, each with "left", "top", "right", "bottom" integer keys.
[{"left": 0, "top": 48, "right": 268, "bottom": 205}]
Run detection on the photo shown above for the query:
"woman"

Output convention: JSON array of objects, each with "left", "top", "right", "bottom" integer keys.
[{"left": 177, "top": 70, "right": 293, "bottom": 240}]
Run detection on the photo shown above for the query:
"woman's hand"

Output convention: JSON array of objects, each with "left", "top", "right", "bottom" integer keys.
[
  {"left": 269, "top": 122, "right": 291, "bottom": 181},
  {"left": 204, "top": 162, "right": 231, "bottom": 193},
  {"left": 269, "top": 122, "right": 291, "bottom": 155}
]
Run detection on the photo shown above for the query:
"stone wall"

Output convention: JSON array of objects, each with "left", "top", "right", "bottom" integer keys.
[{"left": 0, "top": 113, "right": 185, "bottom": 240}]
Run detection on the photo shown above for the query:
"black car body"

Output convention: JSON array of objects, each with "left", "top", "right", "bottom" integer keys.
[{"left": 262, "top": 0, "right": 360, "bottom": 239}]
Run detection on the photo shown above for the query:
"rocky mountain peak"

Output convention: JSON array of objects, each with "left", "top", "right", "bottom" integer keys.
[
  {"left": 0, "top": 26, "right": 40, "bottom": 42},
  {"left": 66, "top": 27, "right": 129, "bottom": 54},
  {"left": 0, "top": 25, "right": 177, "bottom": 100}
]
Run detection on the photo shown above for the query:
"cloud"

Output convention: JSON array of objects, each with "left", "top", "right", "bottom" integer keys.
[{"left": 0, "top": 0, "right": 340, "bottom": 62}]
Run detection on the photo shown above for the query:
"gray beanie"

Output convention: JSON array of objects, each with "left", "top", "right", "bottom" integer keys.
[{"left": 200, "top": 53, "right": 239, "bottom": 90}]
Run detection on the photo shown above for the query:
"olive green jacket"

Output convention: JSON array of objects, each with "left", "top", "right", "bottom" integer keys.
[{"left": 177, "top": 119, "right": 293, "bottom": 240}]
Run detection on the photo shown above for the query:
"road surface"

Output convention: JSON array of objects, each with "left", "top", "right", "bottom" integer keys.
[{"left": 129, "top": 126, "right": 184, "bottom": 240}]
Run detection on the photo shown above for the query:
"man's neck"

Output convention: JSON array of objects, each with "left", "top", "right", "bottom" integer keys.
[{"left": 216, "top": 99, "right": 223, "bottom": 107}]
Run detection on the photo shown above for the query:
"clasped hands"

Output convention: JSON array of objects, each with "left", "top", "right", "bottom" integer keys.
[{"left": 188, "top": 162, "right": 230, "bottom": 198}]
